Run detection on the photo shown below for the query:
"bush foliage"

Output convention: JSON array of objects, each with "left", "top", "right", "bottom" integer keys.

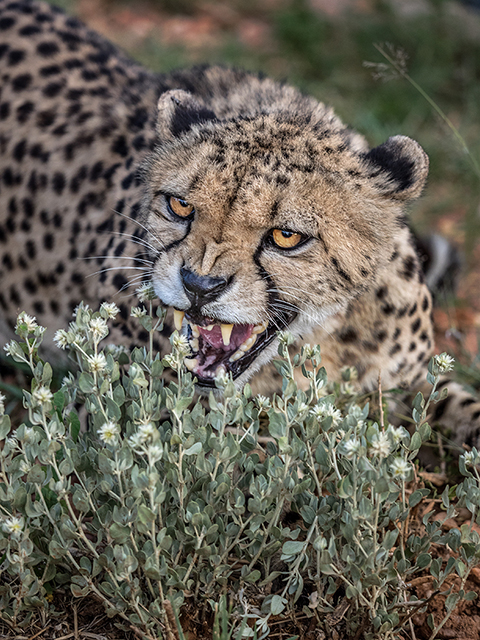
[{"left": 1, "top": 296, "right": 480, "bottom": 639}]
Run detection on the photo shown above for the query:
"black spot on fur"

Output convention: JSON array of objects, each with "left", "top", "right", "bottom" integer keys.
[
  {"left": 37, "top": 41, "right": 60, "bottom": 57},
  {"left": 400, "top": 256, "right": 416, "bottom": 281},
  {"left": 40, "top": 64, "right": 62, "bottom": 78},
  {"left": 36, "top": 109, "right": 56, "bottom": 128},
  {"left": 128, "top": 107, "right": 149, "bottom": 132},
  {"left": 0, "top": 102, "right": 10, "bottom": 120},
  {"left": 52, "top": 172, "right": 66, "bottom": 195},
  {"left": 381, "top": 303, "right": 395, "bottom": 316},
  {"left": 331, "top": 257, "right": 352, "bottom": 284},
  {"left": 338, "top": 327, "right": 358, "bottom": 343},
  {"left": 111, "top": 135, "right": 129, "bottom": 158},
  {"left": 411, "top": 318, "right": 421, "bottom": 333},
  {"left": 43, "top": 81, "right": 64, "bottom": 98},
  {"left": 8, "top": 49, "right": 25, "bottom": 65},
  {"left": 43, "top": 233, "right": 54, "bottom": 251},
  {"left": 0, "top": 16, "right": 16, "bottom": 30},
  {"left": 19, "top": 24, "right": 41, "bottom": 36},
  {"left": 389, "top": 343, "right": 401, "bottom": 356},
  {"left": 376, "top": 286, "right": 388, "bottom": 300},
  {"left": 113, "top": 273, "right": 129, "bottom": 292},
  {"left": 16, "top": 101, "right": 34, "bottom": 123},
  {"left": 432, "top": 396, "right": 452, "bottom": 422}
]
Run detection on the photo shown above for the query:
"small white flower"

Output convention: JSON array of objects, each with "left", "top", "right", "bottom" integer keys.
[
  {"left": 370, "top": 431, "right": 391, "bottom": 458},
  {"left": 128, "top": 433, "right": 145, "bottom": 451},
  {"left": 256, "top": 395, "right": 270, "bottom": 408},
  {"left": 0, "top": 392, "right": 5, "bottom": 415},
  {"left": 131, "top": 306, "right": 147, "bottom": 318},
  {"left": 341, "top": 382, "right": 357, "bottom": 396},
  {"left": 3, "top": 516, "right": 24, "bottom": 537},
  {"left": 343, "top": 437, "right": 361, "bottom": 458},
  {"left": 388, "top": 424, "right": 409, "bottom": 444},
  {"left": 62, "top": 373, "right": 75, "bottom": 387},
  {"left": 341, "top": 366, "right": 358, "bottom": 381},
  {"left": 310, "top": 403, "right": 343, "bottom": 427},
  {"left": 98, "top": 421, "right": 120, "bottom": 445},
  {"left": 296, "top": 401, "right": 309, "bottom": 415},
  {"left": 53, "top": 329, "right": 70, "bottom": 350},
  {"left": 5, "top": 435, "right": 18, "bottom": 450},
  {"left": 87, "top": 353, "right": 107, "bottom": 373},
  {"left": 278, "top": 331, "right": 295, "bottom": 346},
  {"left": 463, "top": 450, "right": 479, "bottom": 468},
  {"left": 137, "top": 422, "right": 156, "bottom": 443},
  {"left": 104, "top": 344, "right": 129, "bottom": 358},
  {"left": 89, "top": 317, "right": 108, "bottom": 341},
  {"left": 16, "top": 312, "right": 37, "bottom": 332},
  {"left": 390, "top": 457, "right": 412, "bottom": 480},
  {"left": 33, "top": 385, "right": 53, "bottom": 405},
  {"left": 4, "top": 341, "right": 17, "bottom": 357},
  {"left": 163, "top": 354, "right": 177, "bottom": 368},
  {"left": 434, "top": 353, "right": 455, "bottom": 374},
  {"left": 136, "top": 282, "right": 156, "bottom": 302},
  {"left": 19, "top": 460, "right": 31, "bottom": 474},
  {"left": 100, "top": 302, "right": 120, "bottom": 319},
  {"left": 172, "top": 333, "right": 190, "bottom": 355},
  {"left": 20, "top": 427, "right": 36, "bottom": 444},
  {"left": 148, "top": 444, "right": 163, "bottom": 463}
]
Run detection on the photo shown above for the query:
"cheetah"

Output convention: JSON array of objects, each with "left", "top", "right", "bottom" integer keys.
[{"left": 0, "top": 0, "right": 479, "bottom": 449}]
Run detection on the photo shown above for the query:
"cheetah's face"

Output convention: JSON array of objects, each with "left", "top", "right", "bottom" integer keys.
[{"left": 143, "top": 90, "right": 429, "bottom": 389}]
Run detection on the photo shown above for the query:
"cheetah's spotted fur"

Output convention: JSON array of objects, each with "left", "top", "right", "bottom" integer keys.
[{"left": 0, "top": 0, "right": 479, "bottom": 449}]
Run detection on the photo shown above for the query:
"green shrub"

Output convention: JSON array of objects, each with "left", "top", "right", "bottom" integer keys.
[{"left": 1, "top": 295, "right": 479, "bottom": 639}]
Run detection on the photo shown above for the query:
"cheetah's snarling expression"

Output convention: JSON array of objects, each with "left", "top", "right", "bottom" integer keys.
[{"left": 143, "top": 90, "right": 428, "bottom": 389}]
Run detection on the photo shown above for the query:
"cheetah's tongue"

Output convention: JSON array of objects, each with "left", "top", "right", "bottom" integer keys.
[{"left": 197, "top": 324, "right": 252, "bottom": 350}]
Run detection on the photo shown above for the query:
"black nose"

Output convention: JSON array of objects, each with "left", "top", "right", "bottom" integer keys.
[{"left": 180, "top": 267, "right": 230, "bottom": 306}]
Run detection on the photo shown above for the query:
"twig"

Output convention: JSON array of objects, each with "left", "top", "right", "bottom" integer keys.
[
  {"left": 409, "top": 617, "right": 417, "bottom": 640},
  {"left": 378, "top": 371, "right": 385, "bottom": 431},
  {"left": 397, "top": 589, "right": 440, "bottom": 628},
  {"left": 27, "top": 626, "right": 50, "bottom": 640},
  {"left": 162, "top": 600, "right": 180, "bottom": 640},
  {"left": 73, "top": 605, "right": 79, "bottom": 640}
]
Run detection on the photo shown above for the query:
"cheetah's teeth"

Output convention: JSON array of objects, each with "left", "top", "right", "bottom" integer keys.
[
  {"left": 253, "top": 321, "right": 269, "bottom": 334},
  {"left": 173, "top": 309, "right": 185, "bottom": 331},
  {"left": 184, "top": 357, "right": 198, "bottom": 371},
  {"left": 190, "top": 324, "right": 200, "bottom": 338},
  {"left": 215, "top": 365, "right": 227, "bottom": 378},
  {"left": 220, "top": 323, "right": 234, "bottom": 346},
  {"left": 229, "top": 333, "right": 258, "bottom": 362}
]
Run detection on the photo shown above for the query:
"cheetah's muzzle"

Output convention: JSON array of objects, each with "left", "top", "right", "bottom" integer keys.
[{"left": 172, "top": 309, "right": 297, "bottom": 387}]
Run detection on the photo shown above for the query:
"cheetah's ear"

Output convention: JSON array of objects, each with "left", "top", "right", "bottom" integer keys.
[
  {"left": 364, "top": 135, "right": 429, "bottom": 201},
  {"left": 156, "top": 89, "right": 218, "bottom": 140}
]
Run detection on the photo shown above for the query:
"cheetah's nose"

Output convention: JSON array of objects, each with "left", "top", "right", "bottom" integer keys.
[{"left": 180, "top": 267, "right": 230, "bottom": 307}]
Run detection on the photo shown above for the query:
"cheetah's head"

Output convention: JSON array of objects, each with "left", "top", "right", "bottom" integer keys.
[{"left": 142, "top": 86, "right": 429, "bottom": 390}]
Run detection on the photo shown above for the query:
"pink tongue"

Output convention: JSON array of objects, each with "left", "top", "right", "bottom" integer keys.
[{"left": 198, "top": 324, "right": 254, "bottom": 351}]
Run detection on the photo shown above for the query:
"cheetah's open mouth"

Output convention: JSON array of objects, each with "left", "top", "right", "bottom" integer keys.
[{"left": 172, "top": 309, "right": 296, "bottom": 387}]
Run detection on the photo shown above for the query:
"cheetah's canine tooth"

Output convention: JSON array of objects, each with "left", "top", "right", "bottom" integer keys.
[
  {"left": 173, "top": 309, "right": 185, "bottom": 331},
  {"left": 220, "top": 323, "right": 234, "bottom": 346}
]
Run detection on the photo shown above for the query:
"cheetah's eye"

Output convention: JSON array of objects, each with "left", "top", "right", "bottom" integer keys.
[
  {"left": 271, "top": 228, "right": 304, "bottom": 249},
  {"left": 167, "top": 195, "right": 195, "bottom": 219}
]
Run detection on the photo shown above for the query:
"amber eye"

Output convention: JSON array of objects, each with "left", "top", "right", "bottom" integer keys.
[
  {"left": 271, "top": 228, "right": 303, "bottom": 249},
  {"left": 167, "top": 195, "right": 195, "bottom": 219}
]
